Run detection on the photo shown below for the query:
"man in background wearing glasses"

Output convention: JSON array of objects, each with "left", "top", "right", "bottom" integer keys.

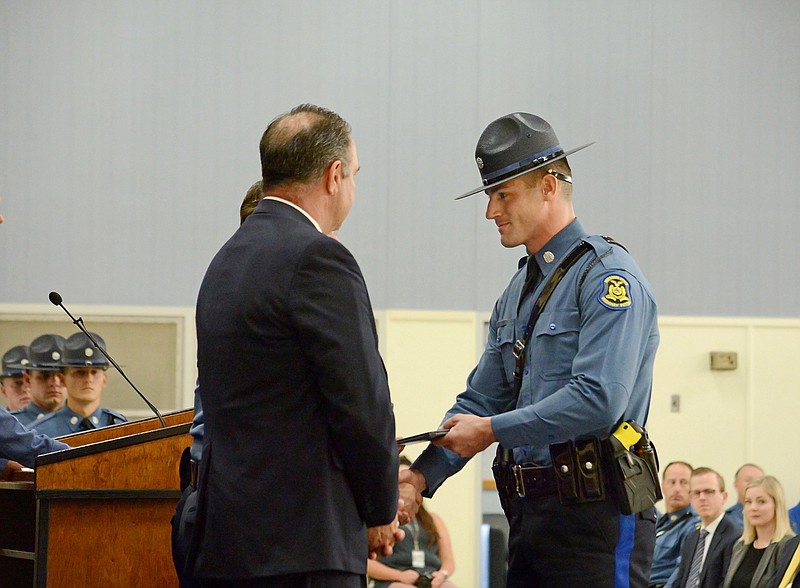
[{"left": 669, "top": 467, "right": 741, "bottom": 588}]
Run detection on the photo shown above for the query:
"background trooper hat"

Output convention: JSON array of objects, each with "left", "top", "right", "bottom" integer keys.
[
  {"left": 26, "top": 334, "right": 67, "bottom": 371},
  {"left": 1, "top": 345, "right": 30, "bottom": 377},
  {"left": 59, "top": 332, "right": 110, "bottom": 369},
  {"left": 455, "top": 112, "right": 594, "bottom": 200}
]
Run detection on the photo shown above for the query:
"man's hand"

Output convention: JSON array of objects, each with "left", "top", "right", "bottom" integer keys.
[
  {"left": 398, "top": 481, "right": 423, "bottom": 524},
  {"left": 398, "top": 570, "right": 422, "bottom": 585},
  {"left": 367, "top": 511, "right": 404, "bottom": 560},
  {"left": 1, "top": 460, "right": 23, "bottom": 481},
  {"left": 433, "top": 414, "right": 496, "bottom": 458}
]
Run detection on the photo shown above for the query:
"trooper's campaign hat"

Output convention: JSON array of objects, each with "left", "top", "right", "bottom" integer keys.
[
  {"left": 58, "top": 332, "right": 110, "bottom": 369},
  {"left": 26, "top": 334, "right": 67, "bottom": 371},
  {"left": 455, "top": 112, "right": 593, "bottom": 200},
  {"left": 1, "top": 345, "right": 29, "bottom": 378}
]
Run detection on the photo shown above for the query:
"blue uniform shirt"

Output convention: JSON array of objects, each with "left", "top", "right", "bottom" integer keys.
[
  {"left": 31, "top": 403, "right": 127, "bottom": 437},
  {"left": 725, "top": 502, "right": 744, "bottom": 529},
  {"left": 789, "top": 502, "right": 800, "bottom": 533},
  {"left": 11, "top": 402, "right": 50, "bottom": 427},
  {"left": 414, "top": 218, "right": 659, "bottom": 493},
  {"left": 1, "top": 407, "right": 69, "bottom": 470},
  {"left": 649, "top": 504, "right": 700, "bottom": 585}
]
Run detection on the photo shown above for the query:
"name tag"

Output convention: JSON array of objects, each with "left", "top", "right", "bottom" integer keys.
[{"left": 412, "top": 549, "right": 425, "bottom": 569}]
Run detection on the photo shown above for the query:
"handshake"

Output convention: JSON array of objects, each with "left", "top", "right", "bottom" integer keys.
[{"left": 367, "top": 473, "right": 425, "bottom": 559}]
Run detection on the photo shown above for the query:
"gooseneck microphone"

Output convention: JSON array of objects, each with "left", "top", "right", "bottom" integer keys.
[{"left": 48, "top": 291, "right": 166, "bottom": 428}]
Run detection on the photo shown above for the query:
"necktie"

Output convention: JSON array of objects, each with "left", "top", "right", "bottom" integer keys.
[
  {"left": 685, "top": 529, "right": 709, "bottom": 588},
  {"left": 79, "top": 418, "right": 95, "bottom": 431},
  {"left": 519, "top": 257, "right": 542, "bottom": 303}
]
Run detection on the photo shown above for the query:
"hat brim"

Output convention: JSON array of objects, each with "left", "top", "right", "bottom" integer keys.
[
  {"left": 454, "top": 142, "right": 595, "bottom": 200},
  {"left": 24, "top": 365, "right": 63, "bottom": 372}
]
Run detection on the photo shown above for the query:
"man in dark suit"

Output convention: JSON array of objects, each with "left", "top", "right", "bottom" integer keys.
[
  {"left": 669, "top": 467, "right": 741, "bottom": 588},
  {"left": 191, "top": 104, "right": 402, "bottom": 588}
]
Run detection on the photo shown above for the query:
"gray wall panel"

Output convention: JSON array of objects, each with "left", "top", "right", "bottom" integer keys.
[{"left": 1, "top": 1, "right": 799, "bottom": 316}]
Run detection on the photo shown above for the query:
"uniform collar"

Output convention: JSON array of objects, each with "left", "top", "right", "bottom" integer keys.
[
  {"left": 58, "top": 403, "right": 105, "bottom": 428},
  {"left": 529, "top": 218, "right": 588, "bottom": 277}
]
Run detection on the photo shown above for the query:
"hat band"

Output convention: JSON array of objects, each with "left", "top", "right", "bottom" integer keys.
[{"left": 482, "top": 145, "right": 564, "bottom": 185}]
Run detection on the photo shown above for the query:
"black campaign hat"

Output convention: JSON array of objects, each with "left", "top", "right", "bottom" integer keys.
[
  {"left": 27, "top": 334, "right": 67, "bottom": 371},
  {"left": 1, "top": 345, "right": 29, "bottom": 377},
  {"left": 58, "top": 332, "right": 110, "bottom": 369},
  {"left": 455, "top": 112, "right": 593, "bottom": 200}
]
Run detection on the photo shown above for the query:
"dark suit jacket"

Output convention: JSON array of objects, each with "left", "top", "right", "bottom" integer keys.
[
  {"left": 723, "top": 536, "right": 795, "bottom": 588},
  {"left": 192, "top": 199, "right": 399, "bottom": 580},
  {"left": 765, "top": 535, "right": 800, "bottom": 588},
  {"left": 672, "top": 515, "right": 741, "bottom": 588}
]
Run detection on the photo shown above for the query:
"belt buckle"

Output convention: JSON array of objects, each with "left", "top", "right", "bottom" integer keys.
[{"left": 512, "top": 465, "right": 526, "bottom": 498}]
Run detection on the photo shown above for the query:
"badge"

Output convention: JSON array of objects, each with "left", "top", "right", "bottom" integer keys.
[
  {"left": 412, "top": 549, "right": 426, "bottom": 568},
  {"left": 598, "top": 274, "right": 632, "bottom": 310}
]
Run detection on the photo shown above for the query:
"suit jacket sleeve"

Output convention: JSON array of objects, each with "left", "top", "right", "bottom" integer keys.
[{"left": 288, "top": 236, "right": 398, "bottom": 527}]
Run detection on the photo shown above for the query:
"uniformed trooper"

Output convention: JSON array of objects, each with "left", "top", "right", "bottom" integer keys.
[
  {"left": 1, "top": 345, "right": 32, "bottom": 411},
  {"left": 32, "top": 332, "right": 127, "bottom": 437},
  {"left": 401, "top": 112, "right": 660, "bottom": 588},
  {"left": 11, "top": 334, "right": 68, "bottom": 425}
]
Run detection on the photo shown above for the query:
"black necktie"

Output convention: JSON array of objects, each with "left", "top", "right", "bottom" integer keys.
[
  {"left": 79, "top": 418, "right": 95, "bottom": 431},
  {"left": 520, "top": 257, "right": 542, "bottom": 302}
]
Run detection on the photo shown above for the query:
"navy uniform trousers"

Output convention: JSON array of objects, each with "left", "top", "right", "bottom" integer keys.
[{"left": 506, "top": 493, "right": 656, "bottom": 588}]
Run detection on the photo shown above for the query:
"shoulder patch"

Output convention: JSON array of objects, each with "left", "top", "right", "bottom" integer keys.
[{"left": 597, "top": 274, "right": 632, "bottom": 310}]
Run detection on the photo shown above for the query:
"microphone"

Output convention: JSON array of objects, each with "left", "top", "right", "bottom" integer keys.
[{"left": 49, "top": 291, "right": 166, "bottom": 428}]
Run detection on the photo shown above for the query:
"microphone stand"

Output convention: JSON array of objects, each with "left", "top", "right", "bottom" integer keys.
[{"left": 49, "top": 292, "right": 166, "bottom": 428}]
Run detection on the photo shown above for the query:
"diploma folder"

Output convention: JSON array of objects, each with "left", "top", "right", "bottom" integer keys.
[{"left": 396, "top": 429, "right": 449, "bottom": 445}]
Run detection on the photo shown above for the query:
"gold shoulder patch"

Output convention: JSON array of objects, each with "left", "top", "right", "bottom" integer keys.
[{"left": 598, "top": 274, "right": 632, "bottom": 310}]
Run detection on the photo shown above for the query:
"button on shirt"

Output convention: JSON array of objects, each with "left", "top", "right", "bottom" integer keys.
[
  {"left": 10, "top": 402, "right": 49, "bottom": 426},
  {"left": 30, "top": 404, "right": 127, "bottom": 437},
  {"left": 414, "top": 219, "right": 659, "bottom": 490}
]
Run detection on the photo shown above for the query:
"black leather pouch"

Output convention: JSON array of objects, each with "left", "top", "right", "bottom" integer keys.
[
  {"left": 549, "top": 440, "right": 579, "bottom": 503},
  {"left": 575, "top": 438, "right": 605, "bottom": 500}
]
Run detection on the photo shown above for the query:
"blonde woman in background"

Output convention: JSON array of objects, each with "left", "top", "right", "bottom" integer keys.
[{"left": 723, "top": 475, "right": 795, "bottom": 588}]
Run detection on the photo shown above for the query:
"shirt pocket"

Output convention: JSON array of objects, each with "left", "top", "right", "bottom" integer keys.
[{"left": 532, "top": 310, "right": 580, "bottom": 381}]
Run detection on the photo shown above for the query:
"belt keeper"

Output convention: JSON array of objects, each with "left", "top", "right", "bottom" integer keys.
[{"left": 189, "top": 459, "right": 199, "bottom": 489}]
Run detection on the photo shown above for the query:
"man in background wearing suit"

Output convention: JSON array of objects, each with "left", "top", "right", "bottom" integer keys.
[
  {"left": 191, "top": 104, "right": 402, "bottom": 588},
  {"left": 669, "top": 467, "right": 741, "bottom": 588}
]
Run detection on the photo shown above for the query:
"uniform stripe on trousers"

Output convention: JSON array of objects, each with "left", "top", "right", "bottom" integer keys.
[{"left": 614, "top": 513, "right": 636, "bottom": 588}]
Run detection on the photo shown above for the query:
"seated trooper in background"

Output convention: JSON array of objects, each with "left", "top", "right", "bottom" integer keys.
[
  {"left": 32, "top": 332, "right": 127, "bottom": 436},
  {"left": 650, "top": 461, "right": 700, "bottom": 588},
  {"left": 1, "top": 345, "right": 32, "bottom": 411},
  {"left": 12, "top": 334, "right": 68, "bottom": 425}
]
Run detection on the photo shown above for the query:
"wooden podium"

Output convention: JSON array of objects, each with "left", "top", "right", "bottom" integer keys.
[{"left": 0, "top": 409, "right": 193, "bottom": 588}]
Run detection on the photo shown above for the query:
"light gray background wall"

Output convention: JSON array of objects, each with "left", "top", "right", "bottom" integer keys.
[{"left": 2, "top": 1, "right": 799, "bottom": 316}]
